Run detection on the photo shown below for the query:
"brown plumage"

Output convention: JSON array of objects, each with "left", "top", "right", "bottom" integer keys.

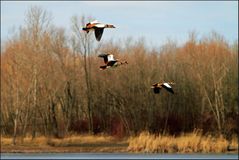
[
  {"left": 98, "top": 53, "right": 128, "bottom": 70},
  {"left": 151, "top": 82, "right": 175, "bottom": 94},
  {"left": 82, "top": 20, "right": 115, "bottom": 41}
]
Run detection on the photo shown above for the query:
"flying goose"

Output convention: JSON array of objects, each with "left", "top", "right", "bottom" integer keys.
[
  {"left": 82, "top": 20, "right": 116, "bottom": 41},
  {"left": 98, "top": 53, "right": 128, "bottom": 70},
  {"left": 151, "top": 82, "right": 175, "bottom": 94}
]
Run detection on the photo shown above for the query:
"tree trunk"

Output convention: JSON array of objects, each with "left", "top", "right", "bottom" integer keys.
[
  {"left": 50, "top": 98, "right": 59, "bottom": 138},
  {"left": 32, "top": 66, "right": 37, "bottom": 140},
  {"left": 12, "top": 109, "right": 19, "bottom": 145}
]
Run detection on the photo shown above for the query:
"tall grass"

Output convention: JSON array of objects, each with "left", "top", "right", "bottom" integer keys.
[
  {"left": 1, "top": 136, "right": 49, "bottom": 146},
  {"left": 1, "top": 134, "right": 121, "bottom": 147},
  {"left": 127, "top": 130, "right": 238, "bottom": 153},
  {"left": 46, "top": 134, "right": 117, "bottom": 147}
]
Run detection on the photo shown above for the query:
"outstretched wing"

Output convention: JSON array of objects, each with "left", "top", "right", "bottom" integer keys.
[
  {"left": 95, "top": 28, "right": 104, "bottom": 41},
  {"left": 107, "top": 54, "right": 115, "bottom": 62},
  {"left": 153, "top": 87, "right": 160, "bottom": 94},
  {"left": 98, "top": 53, "right": 109, "bottom": 64},
  {"left": 107, "top": 60, "right": 117, "bottom": 66},
  {"left": 90, "top": 20, "right": 99, "bottom": 24},
  {"left": 162, "top": 83, "right": 174, "bottom": 94}
]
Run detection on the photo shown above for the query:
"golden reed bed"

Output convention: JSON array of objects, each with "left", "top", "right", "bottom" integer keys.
[{"left": 127, "top": 131, "right": 238, "bottom": 153}]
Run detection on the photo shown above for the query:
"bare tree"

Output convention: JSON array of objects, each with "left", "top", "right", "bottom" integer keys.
[{"left": 71, "top": 15, "right": 97, "bottom": 134}]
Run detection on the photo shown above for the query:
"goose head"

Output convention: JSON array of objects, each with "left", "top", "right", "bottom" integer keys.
[
  {"left": 123, "top": 61, "right": 128, "bottom": 64},
  {"left": 169, "top": 82, "right": 176, "bottom": 85},
  {"left": 106, "top": 24, "right": 116, "bottom": 28},
  {"left": 118, "top": 60, "right": 128, "bottom": 65}
]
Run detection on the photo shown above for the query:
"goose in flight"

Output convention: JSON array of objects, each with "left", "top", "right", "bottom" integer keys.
[
  {"left": 82, "top": 20, "right": 116, "bottom": 41},
  {"left": 151, "top": 82, "right": 175, "bottom": 94},
  {"left": 98, "top": 53, "right": 128, "bottom": 70}
]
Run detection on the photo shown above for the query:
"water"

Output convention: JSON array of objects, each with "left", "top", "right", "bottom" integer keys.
[{"left": 1, "top": 153, "right": 238, "bottom": 159}]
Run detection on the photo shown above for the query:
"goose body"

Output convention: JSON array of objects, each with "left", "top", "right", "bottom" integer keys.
[
  {"left": 82, "top": 20, "right": 116, "bottom": 41},
  {"left": 98, "top": 53, "right": 128, "bottom": 70},
  {"left": 151, "top": 82, "right": 175, "bottom": 94}
]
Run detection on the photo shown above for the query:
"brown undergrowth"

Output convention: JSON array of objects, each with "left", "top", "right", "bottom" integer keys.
[{"left": 1, "top": 134, "right": 128, "bottom": 153}]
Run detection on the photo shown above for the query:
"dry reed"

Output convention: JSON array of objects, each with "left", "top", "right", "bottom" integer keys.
[
  {"left": 1, "top": 134, "right": 116, "bottom": 147},
  {"left": 127, "top": 131, "right": 238, "bottom": 153}
]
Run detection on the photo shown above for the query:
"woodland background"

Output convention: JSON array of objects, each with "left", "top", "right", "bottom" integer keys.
[{"left": 1, "top": 7, "right": 238, "bottom": 144}]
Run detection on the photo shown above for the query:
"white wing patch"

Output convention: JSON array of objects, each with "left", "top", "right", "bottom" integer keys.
[
  {"left": 163, "top": 83, "right": 172, "bottom": 88},
  {"left": 107, "top": 54, "right": 115, "bottom": 61},
  {"left": 90, "top": 20, "right": 99, "bottom": 24},
  {"left": 95, "top": 23, "right": 105, "bottom": 28}
]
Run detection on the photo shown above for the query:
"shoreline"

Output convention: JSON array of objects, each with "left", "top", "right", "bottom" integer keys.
[
  {"left": 2, "top": 144, "right": 238, "bottom": 154},
  {"left": 1, "top": 133, "right": 238, "bottom": 154}
]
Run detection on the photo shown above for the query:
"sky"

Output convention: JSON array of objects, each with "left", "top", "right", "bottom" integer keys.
[{"left": 1, "top": 1, "right": 238, "bottom": 48}]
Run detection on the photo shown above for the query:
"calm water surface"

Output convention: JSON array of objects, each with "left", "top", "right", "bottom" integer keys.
[{"left": 1, "top": 153, "right": 238, "bottom": 159}]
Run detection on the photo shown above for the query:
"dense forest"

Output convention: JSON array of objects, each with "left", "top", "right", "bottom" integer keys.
[{"left": 1, "top": 7, "right": 238, "bottom": 144}]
